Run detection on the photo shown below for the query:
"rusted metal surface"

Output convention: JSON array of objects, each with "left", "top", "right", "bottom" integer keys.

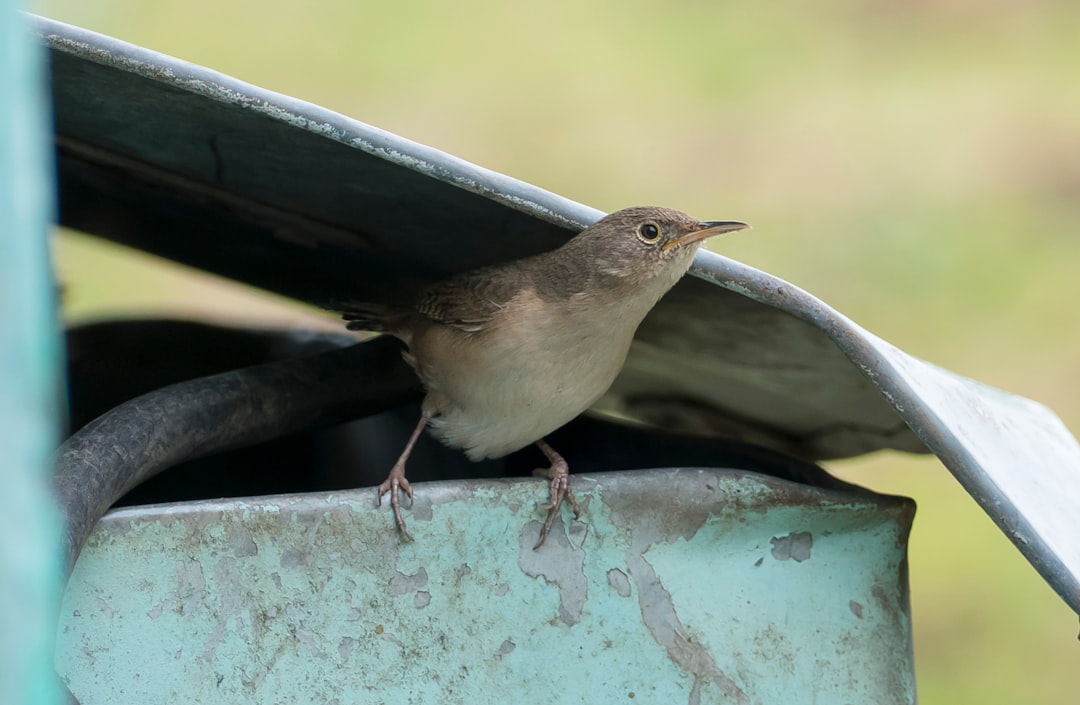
[
  {"left": 56, "top": 470, "right": 916, "bottom": 704},
  {"left": 32, "top": 16, "right": 1080, "bottom": 614}
]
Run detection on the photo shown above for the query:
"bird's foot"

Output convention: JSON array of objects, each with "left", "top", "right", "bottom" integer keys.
[
  {"left": 378, "top": 463, "right": 415, "bottom": 542},
  {"left": 533, "top": 453, "right": 581, "bottom": 549}
]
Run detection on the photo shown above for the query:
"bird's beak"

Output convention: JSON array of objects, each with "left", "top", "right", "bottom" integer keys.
[{"left": 662, "top": 220, "right": 750, "bottom": 251}]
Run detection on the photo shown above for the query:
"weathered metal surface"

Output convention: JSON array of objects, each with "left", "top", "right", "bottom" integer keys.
[
  {"left": 56, "top": 470, "right": 916, "bottom": 704},
  {"left": 0, "top": 7, "right": 63, "bottom": 704},
  {"left": 31, "top": 17, "right": 1080, "bottom": 613}
]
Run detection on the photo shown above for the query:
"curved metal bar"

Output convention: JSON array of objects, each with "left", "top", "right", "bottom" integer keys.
[{"left": 54, "top": 336, "right": 422, "bottom": 577}]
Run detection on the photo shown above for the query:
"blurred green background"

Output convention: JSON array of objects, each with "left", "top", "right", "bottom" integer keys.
[{"left": 34, "top": 0, "right": 1079, "bottom": 702}]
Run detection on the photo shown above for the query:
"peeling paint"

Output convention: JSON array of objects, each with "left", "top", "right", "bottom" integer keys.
[
  {"left": 230, "top": 527, "right": 258, "bottom": 558},
  {"left": 518, "top": 524, "right": 588, "bottom": 626},
  {"left": 770, "top": 532, "right": 813, "bottom": 562},
  {"left": 601, "top": 471, "right": 752, "bottom": 704},
  {"left": 630, "top": 553, "right": 749, "bottom": 705},
  {"left": 607, "top": 569, "right": 632, "bottom": 598},
  {"left": 388, "top": 567, "right": 428, "bottom": 596}
]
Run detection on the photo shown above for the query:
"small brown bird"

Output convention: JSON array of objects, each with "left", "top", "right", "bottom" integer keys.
[{"left": 344, "top": 206, "right": 748, "bottom": 547}]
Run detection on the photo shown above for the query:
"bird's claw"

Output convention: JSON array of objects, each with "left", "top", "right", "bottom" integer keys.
[
  {"left": 378, "top": 465, "right": 415, "bottom": 542},
  {"left": 533, "top": 461, "right": 580, "bottom": 549}
]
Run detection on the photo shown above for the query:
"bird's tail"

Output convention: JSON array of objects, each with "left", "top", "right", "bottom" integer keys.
[{"left": 340, "top": 303, "right": 392, "bottom": 332}]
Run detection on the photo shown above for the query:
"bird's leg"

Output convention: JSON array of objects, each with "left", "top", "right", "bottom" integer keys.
[
  {"left": 533, "top": 438, "right": 582, "bottom": 549},
  {"left": 378, "top": 414, "right": 427, "bottom": 541}
]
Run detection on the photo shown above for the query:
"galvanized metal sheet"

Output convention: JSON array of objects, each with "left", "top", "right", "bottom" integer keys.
[
  {"left": 33, "top": 17, "right": 1080, "bottom": 613},
  {"left": 56, "top": 470, "right": 916, "bottom": 704}
]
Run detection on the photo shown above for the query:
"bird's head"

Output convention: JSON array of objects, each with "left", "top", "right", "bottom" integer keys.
[{"left": 575, "top": 206, "right": 749, "bottom": 284}]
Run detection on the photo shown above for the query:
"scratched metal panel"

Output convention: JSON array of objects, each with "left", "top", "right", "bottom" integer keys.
[
  {"left": 56, "top": 470, "right": 916, "bottom": 705},
  {"left": 33, "top": 17, "right": 1080, "bottom": 613}
]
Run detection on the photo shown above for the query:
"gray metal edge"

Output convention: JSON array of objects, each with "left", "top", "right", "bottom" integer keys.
[
  {"left": 98, "top": 467, "right": 917, "bottom": 524},
  {"left": 31, "top": 14, "right": 1080, "bottom": 615}
]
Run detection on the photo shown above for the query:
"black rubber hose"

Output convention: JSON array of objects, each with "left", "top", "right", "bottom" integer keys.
[{"left": 53, "top": 335, "right": 421, "bottom": 577}]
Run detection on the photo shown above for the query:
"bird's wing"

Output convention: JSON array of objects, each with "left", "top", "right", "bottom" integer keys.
[
  {"left": 339, "top": 266, "right": 524, "bottom": 335},
  {"left": 413, "top": 267, "right": 524, "bottom": 334}
]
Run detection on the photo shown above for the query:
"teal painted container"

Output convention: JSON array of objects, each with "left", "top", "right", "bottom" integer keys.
[{"left": 57, "top": 470, "right": 915, "bottom": 704}]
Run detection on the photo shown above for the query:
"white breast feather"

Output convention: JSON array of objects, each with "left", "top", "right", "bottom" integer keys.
[{"left": 417, "top": 268, "right": 684, "bottom": 460}]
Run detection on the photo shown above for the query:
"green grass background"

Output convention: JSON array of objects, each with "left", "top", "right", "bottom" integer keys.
[{"left": 37, "top": 1, "right": 1080, "bottom": 702}]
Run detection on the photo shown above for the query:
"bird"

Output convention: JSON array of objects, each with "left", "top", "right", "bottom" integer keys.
[{"left": 342, "top": 206, "right": 749, "bottom": 548}]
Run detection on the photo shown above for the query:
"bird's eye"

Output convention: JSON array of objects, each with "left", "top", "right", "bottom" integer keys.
[{"left": 637, "top": 222, "right": 661, "bottom": 243}]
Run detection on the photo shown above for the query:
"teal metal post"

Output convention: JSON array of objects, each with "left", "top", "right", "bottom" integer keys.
[{"left": 0, "top": 3, "right": 62, "bottom": 705}]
